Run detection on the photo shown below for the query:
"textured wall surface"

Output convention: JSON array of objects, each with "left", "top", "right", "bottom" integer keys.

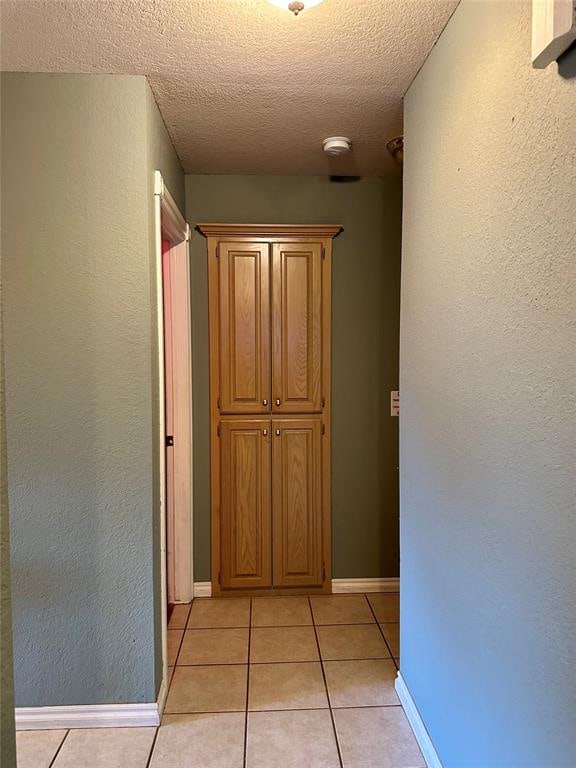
[
  {"left": 400, "top": 1, "right": 576, "bottom": 765},
  {"left": 1, "top": 268, "right": 16, "bottom": 766},
  {"left": 0, "top": 0, "right": 457, "bottom": 176},
  {"left": 145, "top": 84, "right": 185, "bottom": 696},
  {"left": 186, "top": 174, "right": 402, "bottom": 581},
  {"left": 1, "top": 73, "right": 182, "bottom": 706}
]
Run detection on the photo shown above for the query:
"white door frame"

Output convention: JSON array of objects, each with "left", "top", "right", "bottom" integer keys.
[{"left": 153, "top": 171, "right": 193, "bottom": 714}]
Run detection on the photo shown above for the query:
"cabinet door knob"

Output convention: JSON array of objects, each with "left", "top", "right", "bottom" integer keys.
[
  {"left": 275, "top": 398, "right": 281, "bottom": 406},
  {"left": 263, "top": 399, "right": 268, "bottom": 406},
  {"left": 263, "top": 429, "right": 268, "bottom": 436},
  {"left": 275, "top": 429, "right": 281, "bottom": 436}
]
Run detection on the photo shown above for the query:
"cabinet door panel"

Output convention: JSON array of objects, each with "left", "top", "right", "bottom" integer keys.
[
  {"left": 272, "top": 418, "right": 322, "bottom": 587},
  {"left": 219, "top": 243, "right": 270, "bottom": 413},
  {"left": 220, "top": 419, "right": 271, "bottom": 589},
  {"left": 272, "top": 243, "right": 322, "bottom": 412}
]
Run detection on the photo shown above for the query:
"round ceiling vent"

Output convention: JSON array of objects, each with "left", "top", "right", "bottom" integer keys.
[{"left": 323, "top": 137, "right": 352, "bottom": 157}]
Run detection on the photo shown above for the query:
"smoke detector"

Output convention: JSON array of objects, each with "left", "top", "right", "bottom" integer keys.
[{"left": 323, "top": 137, "right": 352, "bottom": 157}]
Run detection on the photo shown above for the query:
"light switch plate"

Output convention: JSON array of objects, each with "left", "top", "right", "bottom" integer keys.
[{"left": 391, "top": 390, "right": 399, "bottom": 417}]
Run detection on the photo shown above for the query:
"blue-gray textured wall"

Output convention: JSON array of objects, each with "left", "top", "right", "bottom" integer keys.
[
  {"left": 2, "top": 73, "right": 183, "bottom": 706},
  {"left": 400, "top": 1, "right": 576, "bottom": 765}
]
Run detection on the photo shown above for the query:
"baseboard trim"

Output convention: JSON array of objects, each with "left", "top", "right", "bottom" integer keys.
[
  {"left": 193, "top": 581, "right": 212, "bottom": 597},
  {"left": 395, "top": 672, "right": 443, "bottom": 768},
  {"left": 193, "top": 578, "right": 399, "bottom": 598},
  {"left": 331, "top": 577, "right": 399, "bottom": 593},
  {"left": 15, "top": 702, "right": 161, "bottom": 731}
]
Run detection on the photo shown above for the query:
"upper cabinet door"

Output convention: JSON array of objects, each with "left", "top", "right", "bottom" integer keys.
[
  {"left": 219, "top": 242, "right": 271, "bottom": 414},
  {"left": 271, "top": 242, "right": 323, "bottom": 413}
]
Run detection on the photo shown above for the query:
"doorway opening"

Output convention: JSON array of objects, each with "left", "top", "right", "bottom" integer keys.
[{"left": 153, "top": 171, "right": 193, "bottom": 711}]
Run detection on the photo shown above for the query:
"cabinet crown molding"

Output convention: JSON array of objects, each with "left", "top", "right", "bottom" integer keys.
[{"left": 197, "top": 223, "right": 343, "bottom": 238}]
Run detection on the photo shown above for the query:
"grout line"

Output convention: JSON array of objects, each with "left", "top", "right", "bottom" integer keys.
[
  {"left": 181, "top": 621, "right": 399, "bottom": 630},
  {"left": 175, "top": 656, "right": 392, "bottom": 667},
  {"left": 364, "top": 595, "right": 399, "bottom": 672},
  {"left": 309, "top": 596, "right": 344, "bottom": 768},
  {"left": 162, "top": 703, "right": 404, "bottom": 716},
  {"left": 144, "top": 726, "right": 160, "bottom": 768},
  {"left": 171, "top": 627, "right": 188, "bottom": 668},
  {"left": 243, "top": 598, "right": 252, "bottom": 768},
  {"left": 48, "top": 729, "right": 70, "bottom": 768}
]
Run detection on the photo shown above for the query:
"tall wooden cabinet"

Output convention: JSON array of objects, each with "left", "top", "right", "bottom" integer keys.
[{"left": 199, "top": 224, "right": 341, "bottom": 596}]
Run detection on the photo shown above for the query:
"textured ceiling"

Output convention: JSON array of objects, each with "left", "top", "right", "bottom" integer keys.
[{"left": 0, "top": 0, "right": 458, "bottom": 175}]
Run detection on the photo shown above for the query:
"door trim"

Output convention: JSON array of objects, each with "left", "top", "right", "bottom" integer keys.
[{"left": 153, "top": 171, "right": 192, "bottom": 709}]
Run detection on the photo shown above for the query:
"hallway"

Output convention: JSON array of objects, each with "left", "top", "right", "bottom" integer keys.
[{"left": 17, "top": 593, "right": 424, "bottom": 768}]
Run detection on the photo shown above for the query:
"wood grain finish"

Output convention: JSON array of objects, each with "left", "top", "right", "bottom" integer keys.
[
  {"left": 272, "top": 242, "right": 322, "bottom": 413},
  {"left": 272, "top": 418, "right": 323, "bottom": 588},
  {"left": 220, "top": 419, "right": 272, "bottom": 589},
  {"left": 205, "top": 225, "right": 336, "bottom": 596},
  {"left": 219, "top": 242, "right": 270, "bottom": 413}
]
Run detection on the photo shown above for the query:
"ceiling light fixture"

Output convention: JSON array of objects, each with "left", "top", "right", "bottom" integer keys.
[{"left": 268, "top": 0, "right": 324, "bottom": 16}]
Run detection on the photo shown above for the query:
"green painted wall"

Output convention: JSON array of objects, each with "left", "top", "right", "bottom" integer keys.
[
  {"left": 145, "top": 82, "right": 185, "bottom": 698},
  {"left": 186, "top": 174, "right": 402, "bottom": 581},
  {"left": 400, "top": 1, "right": 576, "bottom": 764},
  {"left": 1, "top": 73, "right": 183, "bottom": 707},
  {"left": 1, "top": 273, "right": 16, "bottom": 766}
]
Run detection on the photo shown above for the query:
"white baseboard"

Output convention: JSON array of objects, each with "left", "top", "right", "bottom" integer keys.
[
  {"left": 15, "top": 702, "right": 160, "bottom": 731},
  {"left": 395, "top": 672, "right": 443, "bottom": 768},
  {"left": 193, "top": 581, "right": 212, "bottom": 597},
  {"left": 193, "top": 578, "right": 398, "bottom": 598},
  {"left": 332, "top": 577, "right": 399, "bottom": 593}
]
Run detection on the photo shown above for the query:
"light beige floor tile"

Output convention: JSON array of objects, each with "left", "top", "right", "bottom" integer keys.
[
  {"left": 246, "top": 710, "right": 340, "bottom": 768},
  {"left": 168, "top": 603, "right": 191, "bottom": 629},
  {"left": 167, "top": 629, "right": 184, "bottom": 666},
  {"left": 251, "top": 626, "right": 319, "bottom": 663},
  {"left": 317, "top": 624, "right": 391, "bottom": 660},
  {"left": 368, "top": 593, "right": 399, "bottom": 623},
  {"left": 165, "top": 664, "right": 247, "bottom": 713},
  {"left": 334, "top": 706, "right": 426, "bottom": 768},
  {"left": 324, "top": 659, "right": 399, "bottom": 708},
  {"left": 178, "top": 627, "right": 249, "bottom": 665},
  {"left": 310, "top": 595, "right": 374, "bottom": 625},
  {"left": 381, "top": 622, "right": 400, "bottom": 657},
  {"left": 251, "top": 596, "right": 312, "bottom": 626},
  {"left": 16, "top": 729, "right": 68, "bottom": 768},
  {"left": 52, "top": 727, "right": 156, "bottom": 768},
  {"left": 150, "top": 713, "right": 245, "bottom": 767},
  {"left": 248, "top": 661, "right": 328, "bottom": 711},
  {"left": 188, "top": 598, "right": 250, "bottom": 628}
]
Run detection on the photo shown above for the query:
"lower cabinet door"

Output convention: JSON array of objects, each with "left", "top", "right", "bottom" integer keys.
[
  {"left": 220, "top": 418, "right": 272, "bottom": 589},
  {"left": 272, "top": 418, "right": 323, "bottom": 588}
]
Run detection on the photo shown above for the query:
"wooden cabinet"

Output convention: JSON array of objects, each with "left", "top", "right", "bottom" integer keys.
[
  {"left": 272, "top": 418, "right": 323, "bottom": 588},
  {"left": 272, "top": 243, "right": 323, "bottom": 413},
  {"left": 219, "top": 419, "right": 271, "bottom": 589},
  {"left": 201, "top": 224, "right": 341, "bottom": 596},
  {"left": 218, "top": 242, "right": 270, "bottom": 414}
]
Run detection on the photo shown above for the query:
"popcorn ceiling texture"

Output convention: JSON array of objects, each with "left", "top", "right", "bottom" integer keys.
[{"left": 0, "top": 0, "right": 458, "bottom": 176}]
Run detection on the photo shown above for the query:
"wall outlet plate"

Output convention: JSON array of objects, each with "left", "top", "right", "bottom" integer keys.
[{"left": 532, "top": 0, "right": 576, "bottom": 68}]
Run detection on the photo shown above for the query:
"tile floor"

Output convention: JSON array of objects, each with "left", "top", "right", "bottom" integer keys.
[{"left": 17, "top": 592, "right": 425, "bottom": 768}]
